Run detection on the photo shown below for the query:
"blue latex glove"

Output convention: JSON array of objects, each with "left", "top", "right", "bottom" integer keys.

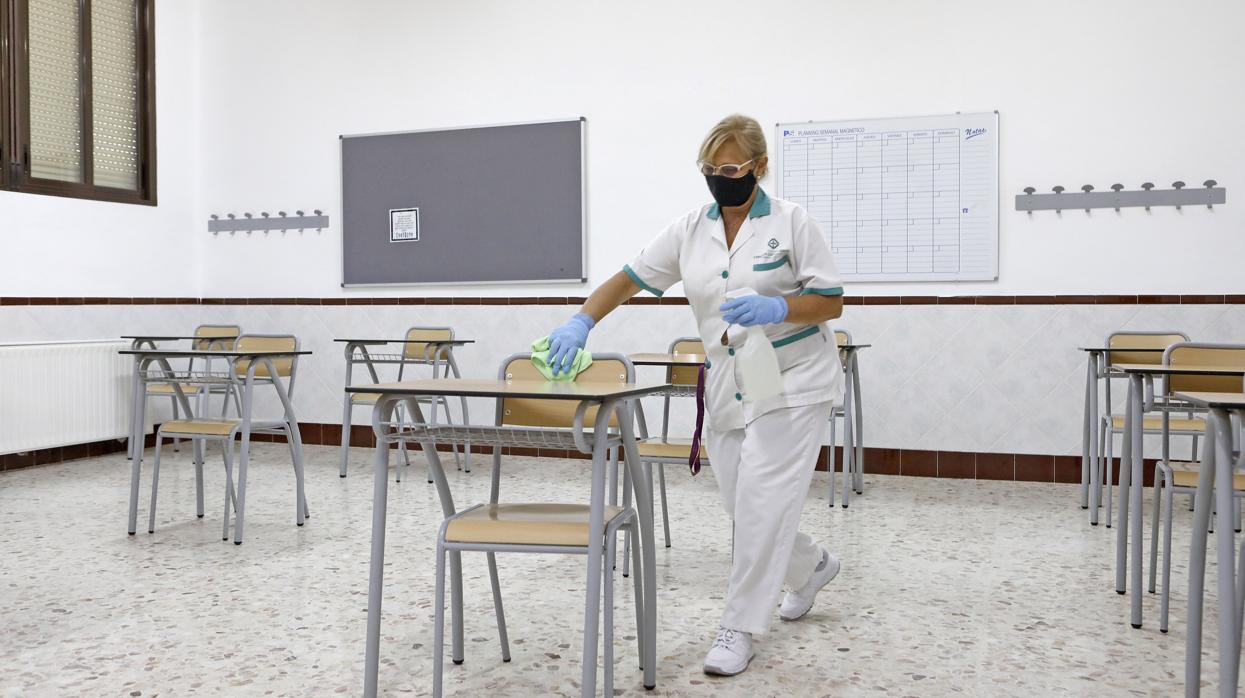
[
  {"left": 719, "top": 295, "right": 788, "bottom": 327},
  {"left": 548, "top": 313, "right": 595, "bottom": 375}
]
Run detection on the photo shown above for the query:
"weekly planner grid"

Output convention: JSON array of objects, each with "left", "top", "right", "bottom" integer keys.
[{"left": 777, "top": 112, "right": 998, "bottom": 282}]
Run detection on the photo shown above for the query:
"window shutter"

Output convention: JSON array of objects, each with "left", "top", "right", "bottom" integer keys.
[
  {"left": 27, "top": 0, "right": 83, "bottom": 183},
  {"left": 91, "top": 0, "right": 138, "bottom": 190}
]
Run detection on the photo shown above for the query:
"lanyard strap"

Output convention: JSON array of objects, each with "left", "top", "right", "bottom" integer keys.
[{"left": 688, "top": 363, "right": 706, "bottom": 475}]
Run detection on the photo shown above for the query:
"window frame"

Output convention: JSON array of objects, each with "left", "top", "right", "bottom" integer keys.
[{"left": 1, "top": 0, "right": 155, "bottom": 205}]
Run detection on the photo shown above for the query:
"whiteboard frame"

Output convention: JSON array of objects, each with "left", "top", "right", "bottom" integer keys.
[
  {"left": 774, "top": 111, "right": 999, "bottom": 283},
  {"left": 339, "top": 116, "right": 589, "bottom": 287}
]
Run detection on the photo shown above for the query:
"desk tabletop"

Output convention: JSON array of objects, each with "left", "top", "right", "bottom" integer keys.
[
  {"left": 347, "top": 378, "right": 669, "bottom": 400},
  {"left": 333, "top": 338, "right": 474, "bottom": 345},
  {"left": 120, "top": 349, "right": 312, "bottom": 357},
  {"left": 1078, "top": 346, "right": 1166, "bottom": 353},
  {"left": 1173, "top": 391, "right": 1245, "bottom": 409},
  {"left": 628, "top": 353, "right": 706, "bottom": 366},
  {"left": 122, "top": 335, "right": 238, "bottom": 341},
  {"left": 1113, "top": 363, "right": 1245, "bottom": 376}
]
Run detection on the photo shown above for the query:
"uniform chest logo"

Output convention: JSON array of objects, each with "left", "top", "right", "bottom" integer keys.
[{"left": 767, "top": 238, "right": 779, "bottom": 249}]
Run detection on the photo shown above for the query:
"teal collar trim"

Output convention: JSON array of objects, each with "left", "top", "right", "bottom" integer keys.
[
  {"left": 771, "top": 325, "right": 821, "bottom": 349},
  {"left": 706, "top": 187, "right": 772, "bottom": 221},
  {"left": 622, "top": 264, "right": 664, "bottom": 298}
]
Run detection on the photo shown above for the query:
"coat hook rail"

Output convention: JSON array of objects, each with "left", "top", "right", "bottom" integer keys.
[
  {"left": 1015, "top": 180, "right": 1224, "bottom": 212},
  {"left": 208, "top": 210, "right": 330, "bottom": 234}
]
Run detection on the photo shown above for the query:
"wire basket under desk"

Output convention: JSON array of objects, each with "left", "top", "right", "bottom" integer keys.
[{"left": 383, "top": 423, "right": 622, "bottom": 453}]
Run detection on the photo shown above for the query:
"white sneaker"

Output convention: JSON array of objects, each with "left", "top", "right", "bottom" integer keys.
[
  {"left": 778, "top": 547, "right": 841, "bottom": 621},
  {"left": 702, "top": 626, "right": 754, "bottom": 676}
]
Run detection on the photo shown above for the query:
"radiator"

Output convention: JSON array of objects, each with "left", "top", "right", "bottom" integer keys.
[{"left": 0, "top": 339, "right": 149, "bottom": 455}]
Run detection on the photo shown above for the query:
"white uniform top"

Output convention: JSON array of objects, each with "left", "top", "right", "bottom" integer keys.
[{"left": 624, "top": 188, "right": 845, "bottom": 431}]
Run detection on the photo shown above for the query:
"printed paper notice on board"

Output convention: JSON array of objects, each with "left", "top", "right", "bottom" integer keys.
[{"left": 389, "top": 208, "right": 420, "bottom": 242}]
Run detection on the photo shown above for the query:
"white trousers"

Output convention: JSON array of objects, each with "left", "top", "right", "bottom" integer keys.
[{"left": 706, "top": 400, "right": 832, "bottom": 635}]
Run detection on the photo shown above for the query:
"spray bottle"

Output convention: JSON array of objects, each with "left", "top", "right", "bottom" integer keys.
[{"left": 723, "top": 287, "right": 783, "bottom": 402}]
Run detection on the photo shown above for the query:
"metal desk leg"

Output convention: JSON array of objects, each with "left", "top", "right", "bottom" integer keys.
[
  {"left": 619, "top": 401, "right": 658, "bottom": 690},
  {"left": 1115, "top": 373, "right": 1136, "bottom": 595},
  {"left": 1211, "top": 410, "right": 1240, "bottom": 698},
  {"left": 1186, "top": 416, "right": 1219, "bottom": 698},
  {"left": 576, "top": 402, "right": 614, "bottom": 698},
  {"left": 841, "top": 364, "right": 855, "bottom": 509},
  {"left": 231, "top": 365, "right": 258, "bottom": 545},
  {"left": 1088, "top": 352, "right": 1101, "bottom": 523},
  {"left": 126, "top": 356, "right": 147, "bottom": 534},
  {"left": 265, "top": 358, "right": 307, "bottom": 525},
  {"left": 1128, "top": 373, "right": 1145, "bottom": 628},
  {"left": 362, "top": 402, "right": 396, "bottom": 698},
  {"left": 1081, "top": 351, "right": 1095, "bottom": 510},
  {"left": 852, "top": 354, "right": 864, "bottom": 494},
  {"left": 447, "top": 351, "right": 472, "bottom": 473}
]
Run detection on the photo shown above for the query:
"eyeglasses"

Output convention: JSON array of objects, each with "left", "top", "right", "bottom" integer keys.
[{"left": 698, "top": 158, "right": 755, "bottom": 178}]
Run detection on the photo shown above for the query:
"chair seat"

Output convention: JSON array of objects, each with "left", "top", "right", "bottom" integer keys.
[
  {"left": 1111, "top": 415, "right": 1204, "bottom": 432},
  {"left": 160, "top": 419, "right": 240, "bottom": 437},
  {"left": 636, "top": 437, "right": 708, "bottom": 460},
  {"left": 147, "top": 383, "right": 203, "bottom": 395},
  {"left": 445, "top": 503, "right": 627, "bottom": 546},
  {"left": 1169, "top": 465, "right": 1245, "bottom": 491}
]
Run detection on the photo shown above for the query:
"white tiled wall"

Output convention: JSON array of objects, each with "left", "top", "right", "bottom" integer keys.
[{"left": 4, "top": 303, "right": 1243, "bottom": 457}]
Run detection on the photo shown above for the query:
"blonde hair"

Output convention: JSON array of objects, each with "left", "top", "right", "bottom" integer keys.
[{"left": 698, "top": 114, "right": 768, "bottom": 178}]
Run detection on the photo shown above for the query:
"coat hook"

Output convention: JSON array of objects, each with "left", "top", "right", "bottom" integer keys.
[
  {"left": 1172, "top": 181, "right": 1185, "bottom": 210},
  {"left": 1022, "top": 187, "right": 1035, "bottom": 215},
  {"left": 210, "top": 214, "right": 220, "bottom": 235},
  {"left": 1080, "top": 184, "right": 1094, "bottom": 213},
  {"left": 1051, "top": 185, "right": 1064, "bottom": 213},
  {"left": 1204, "top": 180, "right": 1218, "bottom": 209},
  {"left": 1110, "top": 184, "right": 1124, "bottom": 211},
  {"left": 1141, "top": 182, "right": 1154, "bottom": 211},
  {"left": 314, "top": 210, "right": 324, "bottom": 231},
  {"left": 244, "top": 212, "right": 253, "bottom": 234}
]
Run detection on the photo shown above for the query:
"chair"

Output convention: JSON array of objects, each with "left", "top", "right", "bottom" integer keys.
[
  {"left": 1097, "top": 331, "right": 1192, "bottom": 525},
  {"left": 1148, "top": 344, "right": 1245, "bottom": 632},
  {"left": 339, "top": 326, "right": 471, "bottom": 480},
  {"left": 147, "top": 334, "right": 308, "bottom": 544},
  {"left": 829, "top": 329, "right": 865, "bottom": 508},
  {"left": 147, "top": 324, "right": 241, "bottom": 452},
  {"left": 631, "top": 337, "right": 707, "bottom": 549},
  {"left": 430, "top": 353, "right": 645, "bottom": 697}
]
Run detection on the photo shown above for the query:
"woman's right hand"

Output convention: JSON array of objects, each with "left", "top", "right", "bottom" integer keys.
[{"left": 548, "top": 313, "right": 595, "bottom": 375}]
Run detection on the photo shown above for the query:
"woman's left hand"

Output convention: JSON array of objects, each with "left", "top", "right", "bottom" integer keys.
[{"left": 719, "top": 294, "right": 788, "bottom": 327}]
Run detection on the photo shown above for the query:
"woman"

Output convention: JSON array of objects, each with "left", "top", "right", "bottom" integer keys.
[{"left": 546, "top": 114, "right": 845, "bottom": 677}]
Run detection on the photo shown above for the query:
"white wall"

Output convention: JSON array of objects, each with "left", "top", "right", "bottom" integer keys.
[
  {"left": 193, "top": 0, "right": 1245, "bottom": 298},
  {"left": 0, "top": 2, "right": 200, "bottom": 297}
]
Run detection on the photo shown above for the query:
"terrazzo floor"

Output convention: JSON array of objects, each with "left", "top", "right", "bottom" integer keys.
[{"left": 0, "top": 443, "right": 1235, "bottom": 697}]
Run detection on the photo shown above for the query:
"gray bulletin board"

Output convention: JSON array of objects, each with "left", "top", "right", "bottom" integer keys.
[{"left": 341, "top": 118, "right": 586, "bottom": 286}]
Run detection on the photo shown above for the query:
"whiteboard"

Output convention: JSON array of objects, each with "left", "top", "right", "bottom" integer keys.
[{"left": 776, "top": 112, "right": 998, "bottom": 282}]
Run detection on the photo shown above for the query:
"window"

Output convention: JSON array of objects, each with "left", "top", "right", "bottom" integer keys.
[{"left": 1, "top": 0, "right": 155, "bottom": 204}]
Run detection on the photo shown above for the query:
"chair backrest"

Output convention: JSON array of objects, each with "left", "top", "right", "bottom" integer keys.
[
  {"left": 403, "top": 326, "right": 455, "bottom": 362},
  {"left": 1165, "top": 342, "right": 1245, "bottom": 394},
  {"left": 497, "top": 353, "right": 632, "bottom": 429},
  {"left": 667, "top": 337, "right": 704, "bottom": 386},
  {"left": 1107, "top": 330, "right": 1188, "bottom": 367},
  {"left": 233, "top": 335, "right": 299, "bottom": 388},
  {"left": 193, "top": 324, "right": 240, "bottom": 350}
]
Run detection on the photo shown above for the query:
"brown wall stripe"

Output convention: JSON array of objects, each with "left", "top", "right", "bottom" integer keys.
[
  {"left": 1, "top": 424, "right": 1160, "bottom": 488},
  {"left": 2, "top": 295, "right": 1244, "bottom": 307}
]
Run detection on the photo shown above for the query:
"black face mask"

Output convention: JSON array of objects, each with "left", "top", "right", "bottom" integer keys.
[{"left": 705, "top": 171, "right": 757, "bottom": 208}]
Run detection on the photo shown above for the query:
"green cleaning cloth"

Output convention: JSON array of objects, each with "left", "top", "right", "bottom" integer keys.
[{"left": 530, "top": 336, "right": 593, "bottom": 381}]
